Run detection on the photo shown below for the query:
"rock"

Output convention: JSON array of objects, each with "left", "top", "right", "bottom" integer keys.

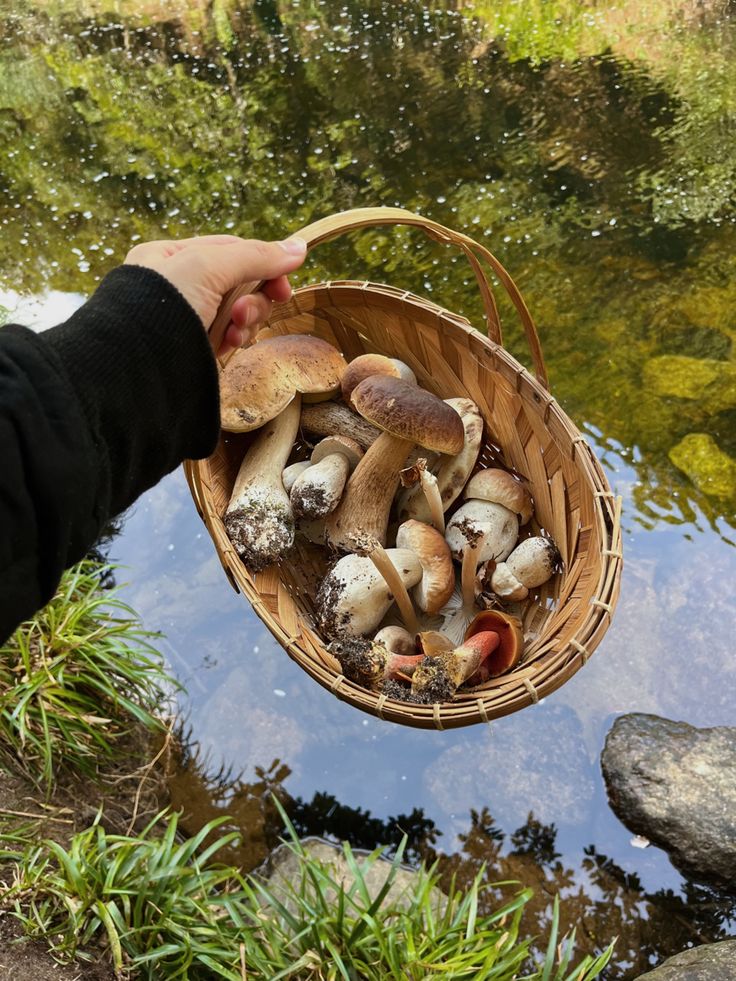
[
  {"left": 636, "top": 940, "right": 736, "bottom": 980},
  {"left": 643, "top": 355, "right": 736, "bottom": 414},
  {"left": 260, "top": 838, "right": 446, "bottom": 918},
  {"left": 669, "top": 432, "right": 736, "bottom": 498},
  {"left": 601, "top": 714, "right": 736, "bottom": 889}
]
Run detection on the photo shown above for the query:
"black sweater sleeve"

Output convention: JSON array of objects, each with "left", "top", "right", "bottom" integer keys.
[{"left": 0, "top": 264, "right": 220, "bottom": 641}]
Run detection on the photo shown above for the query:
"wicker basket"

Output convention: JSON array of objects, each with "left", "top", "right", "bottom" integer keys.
[{"left": 184, "top": 207, "right": 622, "bottom": 730}]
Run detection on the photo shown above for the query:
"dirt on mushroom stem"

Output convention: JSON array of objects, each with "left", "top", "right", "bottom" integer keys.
[
  {"left": 224, "top": 499, "right": 294, "bottom": 573},
  {"left": 291, "top": 483, "right": 331, "bottom": 520}
]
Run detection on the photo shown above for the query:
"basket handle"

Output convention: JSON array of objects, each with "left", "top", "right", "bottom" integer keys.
[{"left": 208, "top": 206, "right": 549, "bottom": 389}]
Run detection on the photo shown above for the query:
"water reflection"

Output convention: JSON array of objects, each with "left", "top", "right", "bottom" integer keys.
[{"left": 1, "top": 0, "right": 735, "bottom": 532}]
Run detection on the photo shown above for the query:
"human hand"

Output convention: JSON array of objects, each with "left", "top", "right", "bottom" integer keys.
[{"left": 124, "top": 233, "right": 307, "bottom": 354}]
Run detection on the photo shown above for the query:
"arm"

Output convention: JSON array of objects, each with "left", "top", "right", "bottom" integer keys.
[{"left": 0, "top": 234, "right": 306, "bottom": 641}]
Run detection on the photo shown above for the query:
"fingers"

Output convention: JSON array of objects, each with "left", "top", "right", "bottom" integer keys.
[
  {"left": 218, "top": 292, "right": 273, "bottom": 354},
  {"left": 203, "top": 236, "right": 307, "bottom": 290},
  {"left": 262, "top": 275, "right": 293, "bottom": 303}
]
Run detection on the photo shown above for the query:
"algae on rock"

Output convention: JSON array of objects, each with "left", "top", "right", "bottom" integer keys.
[{"left": 669, "top": 433, "right": 736, "bottom": 499}]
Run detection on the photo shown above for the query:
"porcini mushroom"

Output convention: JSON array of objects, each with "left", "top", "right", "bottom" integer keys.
[
  {"left": 490, "top": 537, "right": 560, "bottom": 601},
  {"left": 290, "top": 436, "right": 363, "bottom": 520},
  {"left": 220, "top": 334, "right": 347, "bottom": 432},
  {"left": 300, "top": 402, "right": 380, "bottom": 450},
  {"left": 445, "top": 469, "right": 532, "bottom": 615},
  {"left": 282, "top": 461, "right": 311, "bottom": 495},
  {"left": 374, "top": 626, "right": 417, "bottom": 659},
  {"left": 326, "top": 376, "right": 464, "bottom": 551},
  {"left": 399, "top": 458, "right": 445, "bottom": 533},
  {"left": 464, "top": 609, "right": 524, "bottom": 682},
  {"left": 315, "top": 548, "right": 422, "bottom": 639},
  {"left": 395, "top": 520, "right": 455, "bottom": 616},
  {"left": 398, "top": 397, "right": 484, "bottom": 525},
  {"left": 225, "top": 396, "right": 301, "bottom": 572},
  {"left": 341, "top": 353, "right": 416, "bottom": 400},
  {"left": 410, "top": 631, "right": 502, "bottom": 703}
]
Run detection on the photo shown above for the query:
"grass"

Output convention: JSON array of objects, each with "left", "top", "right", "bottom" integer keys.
[
  {"left": 0, "top": 560, "right": 175, "bottom": 791},
  {"left": 0, "top": 800, "right": 615, "bottom": 980}
]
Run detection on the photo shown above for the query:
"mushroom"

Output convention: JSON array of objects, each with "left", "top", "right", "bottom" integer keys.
[
  {"left": 290, "top": 436, "right": 363, "bottom": 520},
  {"left": 374, "top": 626, "right": 417, "bottom": 659},
  {"left": 325, "top": 376, "right": 464, "bottom": 551},
  {"left": 410, "top": 631, "right": 502, "bottom": 703},
  {"left": 445, "top": 469, "right": 532, "bottom": 616},
  {"left": 300, "top": 402, "right": 380, "bottom": 450},
  {"left": 490, "top": 537, "right": 560, "bottom": 602},
  {"left": 399, "top": 458, "right": 444, "bottom": 533},
  {"left": 225, "top": 396, "right": 301, "bottom": 572},
  {"left": 282, "top": 461, "right": 311, "bottom": 495},
  {"left": 464, "top": 609, "right": 524, "bottom": 682},
  {"left": 341, "top": 353, "right": 416, "bottom": 400},
  {"left": 329, "top": 633, "right": 421, "bottom": 690},
  {"left": 397, "top": 397, "right": 484, "bottom": 525},
  {"left": 437, "top": 543, "right": 481, "bottom": 647},
  {"left": 395, "top": 520, "right": 455, "bottom": 616},
  {"left": 315, "top": 548, "right": 422, "bottom": 639},
  {"left": 220, "top": 334, "right": 347, "bottom": 432}
]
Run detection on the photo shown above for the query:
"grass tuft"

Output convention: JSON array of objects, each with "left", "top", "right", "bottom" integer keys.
[
  {"left": 0, "top": 799, "right": 615, "bottom": 980},
  {"left": 0, "top": 561, "right": 176, "bottom": 791}
]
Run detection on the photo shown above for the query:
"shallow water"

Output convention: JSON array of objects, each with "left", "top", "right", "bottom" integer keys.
[{"left": 2, "top": 1, "right": 736, "bottom": 974}]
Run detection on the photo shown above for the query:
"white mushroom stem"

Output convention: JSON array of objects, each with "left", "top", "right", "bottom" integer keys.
[
  {"left": 282, "top": 461, "right": 311, "bottom": 495},
  {"left": 300, "top": 402, "right": 380, "bottom": 450},
  {"left": 291, "top": 452, "right": 350, "bottom": 519},
  {"left": 461, "top": 541, "right": 478, "bottom": 611},
  {"left": 315, "top": 548, "right": 421, "bottom": 638},
  {"left": 363, "top": 540, "right": 421, "bottom": 636},
  {"left": 438, "top": 543, "right": 480, "bottom": 647},
  {"left": 225, "top": 396, "right": 301, "bottom": 572},
  {"left": 399, "top": 459, "right": 445, "bottom": 534}
]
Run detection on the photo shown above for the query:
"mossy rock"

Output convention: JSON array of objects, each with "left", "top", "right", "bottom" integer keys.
[
  {"left": 643, "top": 355, "right": 736, "bottom": 414},
  {"left": 669, "top": 433, "right": 736, "bottom": 499}
]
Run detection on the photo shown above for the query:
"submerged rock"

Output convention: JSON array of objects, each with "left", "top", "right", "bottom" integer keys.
[
  {"left": 643, "top": 355, "right": 736, "bottom": 414},
  {"left": 601, "top": 714, "right": 736, "bottom": 890},
  {"left": 636, "top": 939, "right": 736, "bottom": 980},
  {"left": 669, "top": 432, "right": 736, "bottom": 498},
  {"left": 260, "top": 838, "right": 446, "bottom": 918}
]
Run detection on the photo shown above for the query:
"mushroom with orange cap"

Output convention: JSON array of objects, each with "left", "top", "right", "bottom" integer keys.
[{"left": 325, "top": 376, "right": 464, "bottom": 552}]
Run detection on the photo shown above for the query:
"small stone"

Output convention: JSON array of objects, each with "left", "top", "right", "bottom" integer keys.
[
  {"left": 668, "top": 433, "right": 736, "bottom": 499},
  {"left": 643, "top": 355, "right": 736, "bottom": 414}
]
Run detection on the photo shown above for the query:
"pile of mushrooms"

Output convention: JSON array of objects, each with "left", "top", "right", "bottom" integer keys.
[{"left": 221, "top": 338, "right": 561, "bottom": 705}]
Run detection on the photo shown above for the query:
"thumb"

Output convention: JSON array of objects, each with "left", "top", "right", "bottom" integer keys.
[{"left": 205, "top": 236, "right": 308, "bottom": 290}]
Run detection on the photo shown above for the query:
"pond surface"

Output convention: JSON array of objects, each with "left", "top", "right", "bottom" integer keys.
[{"left": 2, "top": 1, "right": 735, "bottom": 975}]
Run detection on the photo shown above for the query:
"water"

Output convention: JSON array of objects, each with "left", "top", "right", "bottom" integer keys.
[{"left": 1, "top": 1, "right": 735, "bottom": 974}]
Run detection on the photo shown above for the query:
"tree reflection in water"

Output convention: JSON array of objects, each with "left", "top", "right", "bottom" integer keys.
[{"left": 166, "top": 740, "right": 736, "bottom": 980}]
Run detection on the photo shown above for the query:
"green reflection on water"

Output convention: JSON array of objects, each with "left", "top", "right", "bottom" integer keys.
[{"left": 1, "top": 0, "right": 735, "bottom": 534}]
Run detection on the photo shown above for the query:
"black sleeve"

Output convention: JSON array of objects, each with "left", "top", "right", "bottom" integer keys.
[{"left": 0, "top": 264, "right": 220, "bottom": 642}]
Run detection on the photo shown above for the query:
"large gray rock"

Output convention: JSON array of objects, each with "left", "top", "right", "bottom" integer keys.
[
  {"left": 260, "top": 838, "right": 446, "bottom": 917},
  {"left": 637, "top": 940, "right": 736, "bottom": 980},
  {"left": 601, "top": 714, "right": 736, "bottom": 889}
]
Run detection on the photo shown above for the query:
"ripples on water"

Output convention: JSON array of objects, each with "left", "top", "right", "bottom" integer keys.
[{"left": 1, "top": 1, "right": 735, "bottom": 975}]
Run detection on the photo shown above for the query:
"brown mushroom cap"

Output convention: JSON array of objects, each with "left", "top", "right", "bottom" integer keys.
[
  {"left": 341, "top": 354, "right": 416, "bottom": 400},
  {"left": 220, "top": 334, "right": 347, "bottom": 432},
  {"left": 310, "top": 435, "right": 364, "bottom": 471},
  {"left": 464, "top": 609, "right": 524, "bottom": 677},
  {"left": 350, "top": 376, "right": 464, "bottom": 455},
  {"left": 464, "top": 469, "right": 533, "bottom": 525}
]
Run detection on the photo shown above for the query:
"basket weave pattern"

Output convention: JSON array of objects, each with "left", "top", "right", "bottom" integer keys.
[{"left": 185, "top": 210, "right": 622, "bottom": 730}]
